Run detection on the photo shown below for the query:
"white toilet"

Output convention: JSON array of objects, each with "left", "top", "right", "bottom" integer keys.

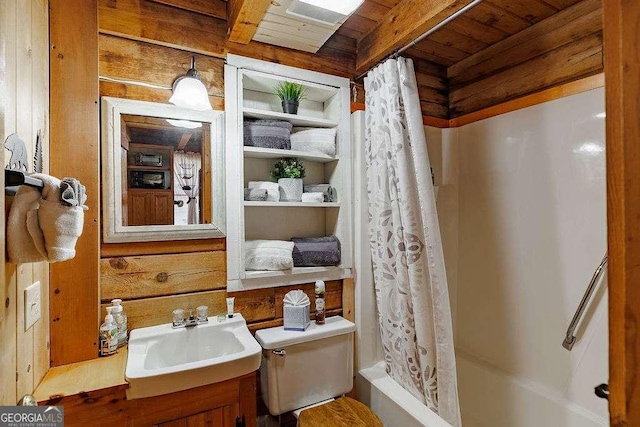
[{"left": 255, "top": 315, "right": 368, "bottom": 422}]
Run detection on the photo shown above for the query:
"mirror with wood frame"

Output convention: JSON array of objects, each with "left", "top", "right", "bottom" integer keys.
[{"left": 101, "top": 97, "right": 225, "bottom": 243}]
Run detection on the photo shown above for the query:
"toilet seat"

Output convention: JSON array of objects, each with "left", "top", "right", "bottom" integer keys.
[{"left": 297, "top": 397, "right": 383, "bottom": 427}]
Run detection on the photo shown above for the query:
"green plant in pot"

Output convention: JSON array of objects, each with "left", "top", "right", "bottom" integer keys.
[
  {"left": 271, "top": 157, "right": 306, "bottom": 202},
  {"left": 275, "top": 81, "right": 306, "bottom": 115}
]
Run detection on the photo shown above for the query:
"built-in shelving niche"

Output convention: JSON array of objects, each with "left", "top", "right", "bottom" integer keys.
[{"left": 225, "top": 54, "right": 352, "bottom": 291}]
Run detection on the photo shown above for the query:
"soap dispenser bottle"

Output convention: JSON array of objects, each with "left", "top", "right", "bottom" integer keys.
[
  {"left": 111, "top": 299, "right": 128, "bottom": 347},
  {"left": 315, "top": 280, "right": 325, "bottom": 325},
  {"left": 99, "top": 307, "right": 118, "bottom": 357}
]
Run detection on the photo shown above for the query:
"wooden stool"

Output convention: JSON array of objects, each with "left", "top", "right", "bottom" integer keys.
[{"left": 297, "top": 397, "right": 383, "bottom": 427}]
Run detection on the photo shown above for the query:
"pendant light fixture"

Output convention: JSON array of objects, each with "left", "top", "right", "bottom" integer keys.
[{"left": 169, "top": 56, "right": 212, "bottom": 111}]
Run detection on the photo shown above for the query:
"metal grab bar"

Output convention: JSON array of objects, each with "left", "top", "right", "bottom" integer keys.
[{"left": 562, "top": 252, "right": 608, "bottom": 350}]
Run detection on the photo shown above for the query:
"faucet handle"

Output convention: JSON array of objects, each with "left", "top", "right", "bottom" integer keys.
[
  {"left": 172, "top": 309, "right": 185, "bottom": 326},
  {"left": 197, "top": 305, "right": 208, "bottom": 322}
]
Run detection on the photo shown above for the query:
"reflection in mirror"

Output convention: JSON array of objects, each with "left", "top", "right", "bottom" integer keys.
[
  {"left": 102, "top": 97, "right": 224, "bottom": 243},
  {"left": 121, "top": 114, "right": 208, "bottom": 226}
]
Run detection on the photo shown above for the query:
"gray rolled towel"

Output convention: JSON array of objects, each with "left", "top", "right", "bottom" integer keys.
[
  {"left": 244, "top": 120, "right": 293, "bottom": 150},
  {"left": 291, "top": 235, "right": 341, "bottom": 267},
  {"left": 244, "top": 188, "right": 268, "bottom": 202},
  {"left": 60, "top": 177, "right": 88, "bottom": 207},
  {"left": 303, "top": 184, "right": 334, "bottom": 202}
]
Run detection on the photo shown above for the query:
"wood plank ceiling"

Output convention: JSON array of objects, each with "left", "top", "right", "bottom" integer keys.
[
  {"left": 340, "top": 0, "right": 584, "bottom": 68},
  {"left": 106, "top": 0, "right": 600, "bottom": 119}
]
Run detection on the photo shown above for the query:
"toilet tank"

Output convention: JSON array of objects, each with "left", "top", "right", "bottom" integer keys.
[{"left": 255, "top": 316, "right": 356, "bottom": 416}]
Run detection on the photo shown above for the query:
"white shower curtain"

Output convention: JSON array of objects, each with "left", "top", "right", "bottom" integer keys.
[
  {"left": 174, "top": 151, "right": 201, "bottom": 224},
  {"left": 364, "top": 57, "right": 461, "bottom": 426}
]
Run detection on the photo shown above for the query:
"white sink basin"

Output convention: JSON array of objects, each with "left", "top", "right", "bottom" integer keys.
[{"left": 125, "top": 313, "right": 261, "bottom": 399}]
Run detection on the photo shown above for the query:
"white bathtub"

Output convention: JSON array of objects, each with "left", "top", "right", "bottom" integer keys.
[
  {"left": 456, "top": 351, "right": 608, "bottom": 427},
  {"left": 357, "top": 362, "right": 451, "bottom": 427}
]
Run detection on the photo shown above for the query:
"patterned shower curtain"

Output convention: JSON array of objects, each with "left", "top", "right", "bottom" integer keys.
[{"left": 364, "top": 57, "right": 461, "bottom": 426}]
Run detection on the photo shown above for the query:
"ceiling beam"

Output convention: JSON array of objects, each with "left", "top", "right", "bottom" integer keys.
[
  {"left": 149, "top": 0, "right": 227, "bottom": 20},
  {"left": 177, "top": 132, "right": 193, "bottom": 150},
  {"left": 227, "top": 0, "right": 272, "bottom": 44},
  {"left": 356, "top": 0, "right": 476, "bottom": 74}
]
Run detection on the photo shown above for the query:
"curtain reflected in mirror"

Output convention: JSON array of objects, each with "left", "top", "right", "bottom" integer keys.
[
  {"left": 174, "top": 151, "right": 202, "bottom": 225},
  {"left": 121, "top": 114, "right": 210, "bottom": 226}
]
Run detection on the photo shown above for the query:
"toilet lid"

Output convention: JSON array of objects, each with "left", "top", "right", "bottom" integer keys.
[{"left": 297, "top": 397, "right": 383, "bottom": 427}]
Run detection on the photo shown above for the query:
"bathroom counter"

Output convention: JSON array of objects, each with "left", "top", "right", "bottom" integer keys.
[{"left": 34, "top": 348, "right": 128, "bottom": 403}]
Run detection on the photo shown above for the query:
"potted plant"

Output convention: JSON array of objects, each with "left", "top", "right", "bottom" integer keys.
[
  {"left": 275, "top": 81, "right": 306, "bottom": 115},
  {"left": 271, "top": 157, "right": 306, "bottom": 202}
]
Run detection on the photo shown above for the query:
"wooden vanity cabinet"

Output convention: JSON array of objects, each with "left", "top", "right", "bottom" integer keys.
[{"left": 36, "top": 370, "right": 257, "bottom": 427}]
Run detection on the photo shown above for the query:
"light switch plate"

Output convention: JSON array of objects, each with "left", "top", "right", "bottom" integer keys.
[{"left": 24, "top": 281, "right": 41, "bottom": 331}]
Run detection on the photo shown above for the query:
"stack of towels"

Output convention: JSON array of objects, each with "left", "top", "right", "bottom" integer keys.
[
  {"left": 246, "top": 181, "right": 280, "bottom": 202},
  {"left": 245, "top": 240, "right": 295, "bottom": 271},
  {"left": 244, "top": 181, "right": 335, "bottom": 203},
  {"left": 243, "top": 120, "right": 337, "bottom": 158},
  {"left": 244, "top": 236, "right": 341, "bottom": 271},
  {"left": 244, "top": 120, "right": 293, "bottom": 149},
  {"left": 290, "top": 127, "right": 337, "bottom": 156},
  {"left": 303, "top": 184, "right": 334, "bottom": 202},
  {"left": 292, "top": 236, "right": 341, "bottom": 267}
]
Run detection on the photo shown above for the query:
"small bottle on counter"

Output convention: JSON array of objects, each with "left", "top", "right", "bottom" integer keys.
[
  {"left": 315, "top": 280, "right": 325, "bottom": 325},
  {"left": 111, "top": 299, "right": 128, "bottom": 347},
  {"left": 99, "top": 307, "right": 118, "bottom": 357}
]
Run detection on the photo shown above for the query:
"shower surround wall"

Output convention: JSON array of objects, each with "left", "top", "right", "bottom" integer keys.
[{"left": 430, "top": 88, "right": 608, "bottom": 426}]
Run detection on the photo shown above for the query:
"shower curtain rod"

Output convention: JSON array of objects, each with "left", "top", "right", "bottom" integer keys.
[{"left": 354, "top": 0, "right": 485, "bottom": 81}]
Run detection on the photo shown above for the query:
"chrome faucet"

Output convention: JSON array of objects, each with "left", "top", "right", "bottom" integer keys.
[{"left": 172, "top": 306, "right": 208, "bottom": 328}]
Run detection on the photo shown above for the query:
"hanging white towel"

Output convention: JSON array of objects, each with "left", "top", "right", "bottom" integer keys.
[
  {"left": 7, "top": 185, "right": 46, "bottom": 263},
  {"left": 35, "top": 173, "right": 87, "bottom": 263},
  {"left": 7, "top": 173, "right": 87, "bottom": 264}
]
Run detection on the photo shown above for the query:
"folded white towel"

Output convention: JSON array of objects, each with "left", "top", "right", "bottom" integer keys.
[
  {"left": 301, "top": 192, "right": 323, "bottom": 203},
  {"left": 248, "top": 181, "right": 280, "bottom": 202},
  {"left": 245, "top": 240, "right": 294, "bottom": 271},
  {"left": 290, "top": 127, "right": 337, "bottom": 156},
  {"left": 245, "top": 239, "right": 295, "bottom": 250}
]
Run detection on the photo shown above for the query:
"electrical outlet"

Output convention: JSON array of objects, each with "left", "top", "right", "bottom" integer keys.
[{"left": 24, "top": 281, "right": 41, "bottom": 331}]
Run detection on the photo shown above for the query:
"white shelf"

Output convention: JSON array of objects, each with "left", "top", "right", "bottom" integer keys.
[
  {"left": 244, "top": 201, "right": 340, "bottom": 208},
  {"left": 244, "top": 266, "right": 350, "bottom": 280},
  {"left": 244, "top": 146, "right": 338, "bottom": 163},
  {"left": 243, "top": 107, "right": 337, "bottom": 128}
]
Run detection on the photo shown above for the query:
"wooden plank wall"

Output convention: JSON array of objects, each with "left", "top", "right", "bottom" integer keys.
[
  {"left": 0, "top": 0, "right": 50, "bottom": 404},
  {"left": 604, "top": 0, "right": 640, "bottom": 424},
  {"left": 49, "top": 0, "right": 100, "bottom": 366},
  {"left": 96, "top": 0, "right": 345, "bottom": 337},
  {"left": 447, "top": 0, "right": 603, "bottom": 117}
]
